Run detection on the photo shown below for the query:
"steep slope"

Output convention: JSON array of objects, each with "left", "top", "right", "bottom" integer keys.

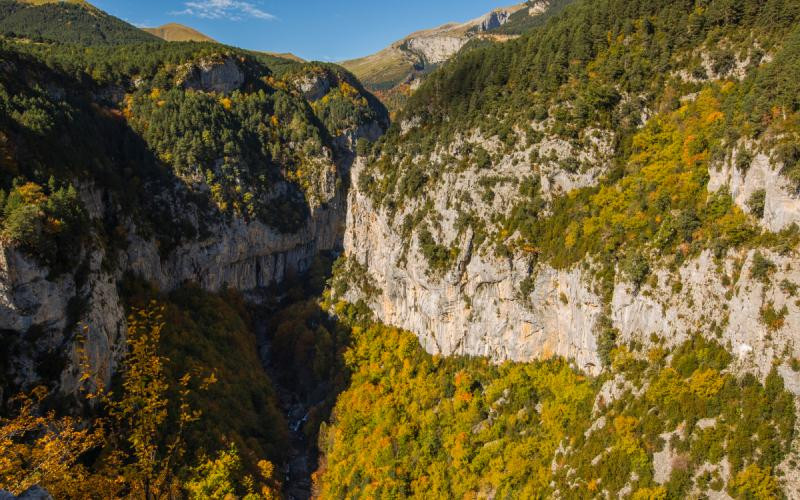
[
  {"left": 0, "top": 37, "right": 387, "bottom": 404},
  {"left": 142, "top": 22, "right": 216, "bottom": 43},
  {"left": 328, "top": 0, "right": 800, "bottom": 495},
  {"left": 341, "top": 0, "right": 800, "bottom": 431},
  {"left": 313, "top": 317, "right": 797, "bottom": 498},
  {"left": 340, "top": 0, "right": 570, "bottom": 111},
  {"left": 0, "top": 0, "right": 160, "bottom": 44}
]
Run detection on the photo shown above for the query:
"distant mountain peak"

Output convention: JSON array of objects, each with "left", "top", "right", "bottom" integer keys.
[
  {"left": 19, "top": 0, "right": 89, "bottom": 5},
  {"left": 142, "top": 23, "right": 216, "bottom": 43},
  {"left": 340, "top": 1, "right": 570, "bottom": 111}
]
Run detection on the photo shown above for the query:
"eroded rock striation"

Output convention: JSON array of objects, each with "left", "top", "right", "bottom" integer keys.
[{"left": 343, "top": 146, "right": 800, "bottom": 381}]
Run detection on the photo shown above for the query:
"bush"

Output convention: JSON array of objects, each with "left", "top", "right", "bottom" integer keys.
[
  {"left": 750, "top": 251, "right": 776, "bottom": 283},
  {"left": 474, "top": 146, "right": 492, "bottom": 170},
  {"left": 760, "top": 301, "right": 788, "bottom": 331},
  {"left": 597, "top": 325, "right": 619, "bottom": 369},
  {"left": 747, "top": 189, "right": 766, "bottom": 219},
  {"left": 621, "top": 253, "right": 650, "bottom": 288},
  {"left": 728, "top": 465, "right": 781, "bottom": 499},
  {"left": 418, "top": 227, "right": 456, "bottom": 276}
]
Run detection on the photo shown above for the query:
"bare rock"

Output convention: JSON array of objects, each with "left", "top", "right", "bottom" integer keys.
[
  {"left": 0, "top": 487, "right": 53, "bottom": 500},
  {"left": 181, "top": 56, "right": 244, "bottom": 94},
  {"left": 296, "top": 73, "right": 332, "bottom": 102}
]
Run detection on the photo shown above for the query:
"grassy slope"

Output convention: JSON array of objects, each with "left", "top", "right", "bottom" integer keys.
[
  {"left": 142, "top": 23, "right": 216, "bottom": 43},
  {"left": 341, "top": 1, "right": 568, "bottom": 110}
]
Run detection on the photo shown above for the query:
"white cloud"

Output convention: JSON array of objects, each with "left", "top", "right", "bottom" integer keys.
[{"left": 174, "top": 0, "right": 275, "bottom": 21}]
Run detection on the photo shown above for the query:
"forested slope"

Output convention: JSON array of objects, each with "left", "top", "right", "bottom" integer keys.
[
  {"left": 335, "top": 0, "right": 800, "bottom": 496},
  {"left": 0, "top": 0, "right": 160, "bottom": 45},
  {"left": 347, "top": 0, "right": 800, "bottom": 363},
  {"left": 2, "top": 0, "right": 800, "bottom": 498},
  {"left": 0, "top": 22, "right": 387, "bottom": 497}
]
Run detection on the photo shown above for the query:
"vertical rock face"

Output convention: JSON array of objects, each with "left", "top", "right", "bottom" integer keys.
[
  {"left": 343, "top": 158, "right": 604, "bottom": 374},
  {"left": 477, "top": 10, "right": 512, "bottom": 32},
  {"left": 122, "top": 189, "right": 344, "bottom": 293},
  {"left": 0, "top": 177, "right": 348, "bottom": 397},
  {"left": 0, "top": 60, "right": 387, "bottom": 398},
  {"left": 708, "top": 150, "right": 800, "bottom": 232},
  {"left": 296, "top": 74, "right": 332, "bottom": 102},
  {"left": 344, "top": 154, "right": 800, "bottom": 380},
  {"left": 0, "top": 244, "right": 126, "bottom": 399},
  {"left": 612, "top": 248, "right": 800, "bottom": 379},
  {"left": 406, "top": 37, "right": 470, "bottom": 65},
  {"left": 180, "top": 56, "right": 245, "bottom": 94}
]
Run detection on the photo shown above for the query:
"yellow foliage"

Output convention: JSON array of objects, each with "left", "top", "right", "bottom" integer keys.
[
  {"left": 315, "top": 321, "right": 595, "bottom": 498},
  {"left": 688, "top": 369, "right": 724, "bottom": 399},
  {"left": 0, "top": 387, "right": 107, "bottom": 497},
  {"left": 632, "top": 486, "right": 667, "bottom": 500},
  {"left": 729, "top": 465, "right": 781, "bottom": 500},
  {"left": 339, "top": 81, "right": 358, "bottom": 98},
  {"left": 15, "top": 182, "right": 46, "bottom": 204}
]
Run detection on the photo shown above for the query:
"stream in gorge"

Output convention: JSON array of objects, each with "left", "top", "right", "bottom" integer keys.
[
  {"left": 252, "top": 276, "right": 348, "bottom": 500},
  {"left": 257, "top": 321, "right": 314, "bottom": 500}
]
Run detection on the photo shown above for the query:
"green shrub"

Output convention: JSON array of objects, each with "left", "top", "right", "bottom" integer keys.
[
  {"left": 418, "top": 227, "right": 456, "bottom": 276},
  {"left": 747, "top": 189, "right": 766, "bottom": 219},
  {"left": 750, "top": 251, "right": 776, "bottom": 283},
  {"left": 760, "top": 301, "right": 788, "bottom": 331},
  {"left": 621, "top": 253, "right": 650, "bottom": 288},
  {"left": 597, "top": 325, "right": 619, "bottom": 369}
]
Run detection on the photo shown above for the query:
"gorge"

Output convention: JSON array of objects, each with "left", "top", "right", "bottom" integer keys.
[{"left": 1, "top": 0, "right": 800, "bottom": 498}]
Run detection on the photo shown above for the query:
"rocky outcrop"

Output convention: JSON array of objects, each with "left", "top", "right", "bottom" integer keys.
[
  {"left": 0, "top": 486, "right": 53, "bottom": 500},
  {"left": 296, "top": 73, "right": 332, "bottom": 102},
  {"left": 613, "top": 248, "right": 800, "bottom": 378},
  {"left": 341, "top": 125, "right": 614, "bottom": 372},
  {"left": 406, "top": 36, "right": 469, "bottom": 65},
  {"left": 344, "top": 148, "right": 800, "bottom": 381},
  {"left": 477, "top": 10, "right": 512, "bottom": 32},
  {"left": 343, "top": 157, "right": 604, "bottom": 374},
  {"left": 123, "top": 201, "right": 343, "bottom": 293},
  {"left": 180, "top": 56, "right": 244, "bottom": 94},
  {"left": 708, "top": 148, "right": 800, "bottom": 232},
  {"left": 528, "top": 0, "right": 551, "bottom": 16}
]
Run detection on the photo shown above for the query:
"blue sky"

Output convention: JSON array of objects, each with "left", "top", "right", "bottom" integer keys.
[{"left": 94, "top": 0, "right": 510, "bottom": 61}]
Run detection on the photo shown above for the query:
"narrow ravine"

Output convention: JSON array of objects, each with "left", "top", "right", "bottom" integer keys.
[
  {"left": 252, "top": 280, "right": 349, "bottom": 500},
  {"left": 273, "top": 383, "right": 312, "bottom": 500},
  {"left": 255, "top": 319, "right": 312, "bottom": 500}
]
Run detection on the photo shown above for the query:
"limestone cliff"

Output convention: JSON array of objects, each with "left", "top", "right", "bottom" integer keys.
[
  {"left": 0, "top": 56, "right": 388, "bottom": 400},
  {"left": 339, "top": 2, "right": 560, "bottom": 110},
  {"left": 342, "top": 138, "right": 800, "bottom": 383}
]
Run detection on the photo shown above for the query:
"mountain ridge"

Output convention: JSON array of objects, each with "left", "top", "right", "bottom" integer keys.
[
  {"left": 142, "top": 22, "right": 216, "bottom": 43},
  {"left": 0, "top": 0, "right": 160, "bottom": 44},
  {"left": 340, "top": 0, "right": 571, "bottom": 111}
]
